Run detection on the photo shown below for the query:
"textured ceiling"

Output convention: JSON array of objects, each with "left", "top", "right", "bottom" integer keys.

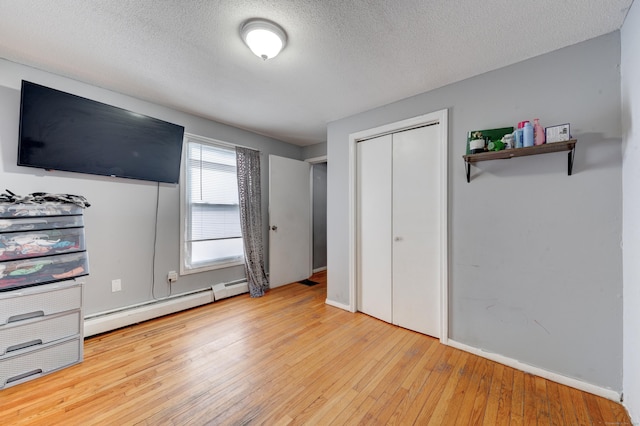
[{"left": 0, "top": 0, "right": 633, "bottom": 146}]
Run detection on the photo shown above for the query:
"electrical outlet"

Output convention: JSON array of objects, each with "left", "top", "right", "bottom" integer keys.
[
  {"left": 168, "top": 271, "right": 178, "bottom": 283},
  {"left": 111, "top": 279, "right": 122, "bottom": 292}
]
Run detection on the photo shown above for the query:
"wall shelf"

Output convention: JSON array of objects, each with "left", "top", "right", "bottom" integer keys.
[{"left": 462, "top": 139, "right": 577, "bottom": 182}]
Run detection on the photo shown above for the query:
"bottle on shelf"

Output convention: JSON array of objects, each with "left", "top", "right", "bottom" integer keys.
[
  {"left": 523, "top": 121, "right": 534, "bottom": 147},
  {"left": 514, "top": 129, "right": 524, "bottom": 148},
  {"left": 534, "top": 118, "right": 545, "bottom": 145}
]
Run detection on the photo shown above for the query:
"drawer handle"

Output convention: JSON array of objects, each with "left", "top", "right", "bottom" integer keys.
[
  {"left": 6, "top": 369, "right": 43, "bottom": 384},
  {"left": 6, "top": 339, "right": 43, "bottom": 353},
  {"left": 7, "top": 311, "right": 45, "bottom": 323}
]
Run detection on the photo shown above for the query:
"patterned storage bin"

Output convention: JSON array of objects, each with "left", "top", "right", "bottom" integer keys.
[
  {"left": 0, "top": 203, "right": 88, "bottom": 292},
  {"left": 0, "top": 203, "right": 83, "bottom": 218},
  {"left": 0, "top": 215, "right": 83, "bottom": 233},
  {"left": 0, "top": 227, "right": 86, "bottom": 261}
]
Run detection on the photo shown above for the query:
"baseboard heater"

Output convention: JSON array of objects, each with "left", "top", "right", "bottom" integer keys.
[
  {"left": 84, "top": 280, "right": 248, "bottom": 337},
  {"left": 211, "top": 280, "right": 249, "bottom": 300}
]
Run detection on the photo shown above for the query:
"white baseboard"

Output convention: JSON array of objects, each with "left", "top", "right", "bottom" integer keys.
[
  {"left": 325, "top": 298, "right": 353, "bottom": 312},
  {"left": 84, "top": 290, "right": 213, "bottom": 337},
  {"left": 447, "top": 339, "right": 621, "bottom": 402},
  {"left": 312, "top": 266, "right": 327, "bottom": 273}
]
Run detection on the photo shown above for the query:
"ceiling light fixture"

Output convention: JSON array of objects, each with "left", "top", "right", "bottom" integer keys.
[{"left": 241, "top": 19, "right": 287, "bottom": 60}]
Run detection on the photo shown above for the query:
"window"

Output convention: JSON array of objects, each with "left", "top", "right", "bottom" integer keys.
[{"left": 181, "top": 134, "right": 244, "bottom": 273}]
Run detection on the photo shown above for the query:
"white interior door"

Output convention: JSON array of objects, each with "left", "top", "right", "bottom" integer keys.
[
  {"left": 357, "top": 134, "right": 393, "bottom": 323},
  {"left": 269, "top": 155, "right": 312, "bottom": 288},
  {"left": 392, "top": 125, "right": 441, "bottom": 337}
]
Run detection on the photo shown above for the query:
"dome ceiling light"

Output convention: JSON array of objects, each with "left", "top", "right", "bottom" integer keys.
[{"left": 240, "top": 18, "right": 287, "bottom": 60}]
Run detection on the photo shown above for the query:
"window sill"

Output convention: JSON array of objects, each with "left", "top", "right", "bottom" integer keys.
[{"left": 180, "top": 258, "right": 245, "bottom": 276}]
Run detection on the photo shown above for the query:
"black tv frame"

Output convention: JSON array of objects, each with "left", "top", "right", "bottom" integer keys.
[{"left": 18, "top": 80, "right": 185, "bottom": 184}]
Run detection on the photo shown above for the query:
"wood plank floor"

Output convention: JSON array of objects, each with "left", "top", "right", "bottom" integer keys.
[{"left": 0, "top": 271, "right": 632, "bottom": 425}]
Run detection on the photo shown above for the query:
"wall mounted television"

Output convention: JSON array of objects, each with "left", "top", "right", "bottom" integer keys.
[{"left": 18, "top": 80, "right": 185, "bottom": 184}]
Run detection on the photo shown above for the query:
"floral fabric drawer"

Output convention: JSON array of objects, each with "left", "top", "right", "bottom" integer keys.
[
  {"left": 0, "top": 203, "right": 83, "bottom": 218},
  {"left": 0, "top": 215, "right": 83, "bottom": 233},
  {"left": 0, "top": 252, "right": 89, "bottom": 292},
  {"left": 0, "top": 227, "right": 85, "bottom": 262}
]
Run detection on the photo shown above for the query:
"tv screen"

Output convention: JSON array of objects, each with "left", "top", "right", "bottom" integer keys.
[{"left": 18, "top": 80, "right": 185, "bottom": 184}]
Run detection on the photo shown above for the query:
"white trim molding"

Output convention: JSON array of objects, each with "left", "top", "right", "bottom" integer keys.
[
  {"left": 325, "top": 298, "right": 352, "bottom": 311},
  {"left": 305, "top": 155, "right": 327, "bottom": 164},
  {"left": 447, "top": 339, "right": 621, "bottom": 402}
]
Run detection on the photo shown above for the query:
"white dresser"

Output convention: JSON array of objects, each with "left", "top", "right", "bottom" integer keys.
[{"left": 0, "top": 202, "right": 87, "bottom": 389}]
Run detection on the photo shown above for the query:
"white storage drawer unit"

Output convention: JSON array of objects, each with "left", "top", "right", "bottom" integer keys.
[{"left": 0, "top": 201, "right": 86, "bottom": 389}]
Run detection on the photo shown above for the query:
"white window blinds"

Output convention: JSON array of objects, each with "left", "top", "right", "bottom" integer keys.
[{"left": 183, "top": 137, "right": 243, "bottom": 271}]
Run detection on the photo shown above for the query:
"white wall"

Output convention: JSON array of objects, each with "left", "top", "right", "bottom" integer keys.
[
  {"left": 622, "top": 0, "right": 640, "bottom": 420},
  {"left": 0, "top": 59, "right": 302, "bottom": 317},
  {"left": 327, "top": 33, "right": 623, "bottom": 392}
]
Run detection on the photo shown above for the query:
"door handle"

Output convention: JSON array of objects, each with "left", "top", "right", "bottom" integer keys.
[{"left": 271, "top": 225, "right": 278, "bottom": 231}]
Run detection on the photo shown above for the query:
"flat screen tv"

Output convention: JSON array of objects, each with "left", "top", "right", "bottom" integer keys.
[{"left": 18, "top": 80, "right": 185, "bottom": 184}]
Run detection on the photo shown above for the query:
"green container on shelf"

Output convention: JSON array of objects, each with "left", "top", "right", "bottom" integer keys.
[{"left": 466, "top": 127, "right": 514, "bottom": 154}]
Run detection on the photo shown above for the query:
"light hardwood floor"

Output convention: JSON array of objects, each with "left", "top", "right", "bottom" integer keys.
[{"left": 0, "top": 271, "right": 632, "bottom": 425}]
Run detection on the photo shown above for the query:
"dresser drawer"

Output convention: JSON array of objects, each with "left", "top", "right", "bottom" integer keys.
[
  {"left": 0, "top": 214, "right": 84, "bottom": 233},
  {"left": 0, "top": 336, "right": 82, "bottom": 389},
  {"left": 0, "top": 227, "right": 86, "bottom": 262},
  {"left": 0, "top": 203, "right": 83, "bottom": 218},
  {"left": 0, "top": 310, "right": 82, "bottom": 357},
  {"left": 0, "top": 252, "right": 89, "bottom": 293},
  {"left": 0, "top": 281, "right": 82, "bottom": 326}
]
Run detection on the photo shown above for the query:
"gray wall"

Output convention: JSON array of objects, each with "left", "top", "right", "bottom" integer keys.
[
  {"left": 0, "top": 59, "right": 302, "bottom": 316},
  {"left": 327, "top": 33, "right": 622, "bottom": 391},
  {"left": 302, "top": 142, "right": 327, "bottom": 160},
  {"left": 312, "top": 163, "right": 327, "bottom": 270},
  {"left": 622, "top": 1, "right": 640, "bottom": 421}
]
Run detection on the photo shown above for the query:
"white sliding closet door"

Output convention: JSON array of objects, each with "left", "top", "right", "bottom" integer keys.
[
  {"left": 392, "top": 125, "right": 441, "bottom": 337},
  {"left": 356, "top": 134, "right": 393, "bottom": 323},
  {"left": 357, "top": 124, "right": 441, "bottom": 338}
]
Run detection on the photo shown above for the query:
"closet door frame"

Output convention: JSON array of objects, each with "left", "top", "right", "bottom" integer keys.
[{"left": 347, "top": 109, "right": 449, "bottom": 344}]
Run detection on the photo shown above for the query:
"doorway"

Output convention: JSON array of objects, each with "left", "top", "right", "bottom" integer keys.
[
  {"left": 312, "top": 162, "right": 327, "bottom": 272},
  {"left": 268, "top": 155, "right": 327, "bottom": 288}
]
